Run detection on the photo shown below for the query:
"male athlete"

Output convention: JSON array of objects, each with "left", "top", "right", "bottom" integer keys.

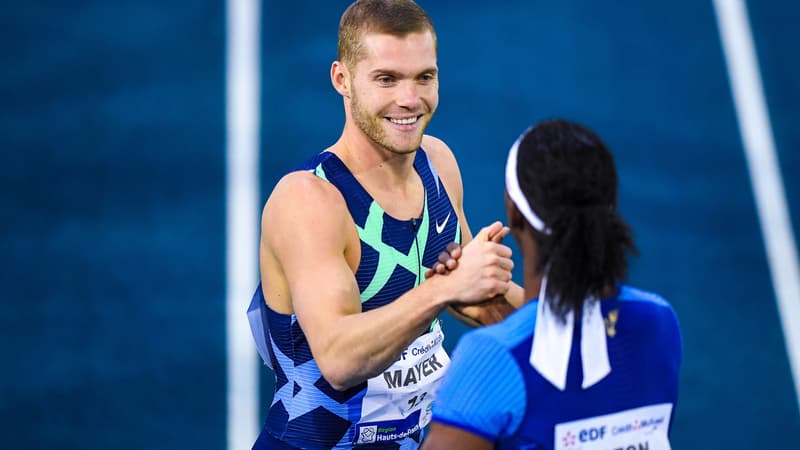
[{"left": 248, "top": 1, "right": 523, "bottom": 448}]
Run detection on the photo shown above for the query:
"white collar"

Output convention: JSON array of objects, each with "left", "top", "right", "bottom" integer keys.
[{"left": 529, "top": 276, "right": 611, "bottom": 390}]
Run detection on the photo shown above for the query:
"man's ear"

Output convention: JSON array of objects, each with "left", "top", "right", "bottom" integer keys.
[{"left": 331, "top": 61, "right": 350, "bottom": 98}]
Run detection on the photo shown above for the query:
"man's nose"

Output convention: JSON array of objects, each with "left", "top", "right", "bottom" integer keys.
[{"left": 395, "top": 81, "right": 421, "bottom": 109}]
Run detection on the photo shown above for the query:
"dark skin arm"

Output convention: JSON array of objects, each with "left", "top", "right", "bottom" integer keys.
[{"left": 421, "top": 423, "right": 494, "bottom": 450}]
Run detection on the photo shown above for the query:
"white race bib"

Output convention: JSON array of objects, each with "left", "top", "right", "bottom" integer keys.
[
  {"left": 354, "top": 321, "right": 450, "bottom": 445},
  {"left": 554, "top": 403, "right": 673, "bottom": 450}
]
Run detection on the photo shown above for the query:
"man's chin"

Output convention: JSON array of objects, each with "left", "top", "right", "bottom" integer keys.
[
  {"left": 388, "top": 135, "right": 425, "bottom": 154},
  {"left": 388, "top": 144, "right": 421, "bottom": 155}
]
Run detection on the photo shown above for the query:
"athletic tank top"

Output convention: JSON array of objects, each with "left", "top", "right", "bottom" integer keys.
[{"left": 250, "top": 148, "right": 461, "bottom": 449}]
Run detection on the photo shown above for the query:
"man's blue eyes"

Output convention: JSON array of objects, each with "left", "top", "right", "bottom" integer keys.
[{"left": 376, "top": 76, "right": 434, "bottom": 83}]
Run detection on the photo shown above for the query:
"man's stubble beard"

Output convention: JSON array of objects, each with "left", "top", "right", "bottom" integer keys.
[{"left": 350, "top": 88, "right": 430, "bottom": 155}]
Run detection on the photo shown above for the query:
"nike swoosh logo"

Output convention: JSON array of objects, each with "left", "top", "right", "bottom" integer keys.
[{"left": 435, "top": 212, "right": 451, "bottom": 234}]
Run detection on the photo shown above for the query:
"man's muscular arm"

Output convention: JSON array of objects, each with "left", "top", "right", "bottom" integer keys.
[{"left": 262, "top": 171, "right": 514, "bottom": 390}]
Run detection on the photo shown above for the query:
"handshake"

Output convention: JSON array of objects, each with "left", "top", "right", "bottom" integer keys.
[{"left": 424, "top": 221, "right": 518, "bottom": 326}]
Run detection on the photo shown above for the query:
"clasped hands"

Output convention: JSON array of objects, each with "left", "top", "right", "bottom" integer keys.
[{"left": 425, "top": 221, "right": 516, "bottom": 325}]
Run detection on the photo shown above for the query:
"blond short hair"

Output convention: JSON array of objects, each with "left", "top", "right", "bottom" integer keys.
[{"left": 338, "top": 0, "right": 437, "bottom": 70}]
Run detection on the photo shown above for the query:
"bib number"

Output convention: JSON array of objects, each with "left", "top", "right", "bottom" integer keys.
[{"left": 354, "top": 322, "right": 449, "bottom": 444}]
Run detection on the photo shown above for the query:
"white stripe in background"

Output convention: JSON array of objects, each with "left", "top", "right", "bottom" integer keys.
[
  {"left": 226, "top": 0, "right": 261, "bottom": 448},
  {"left": 714, "top": 0, "right": 800, "bottom": 410}
]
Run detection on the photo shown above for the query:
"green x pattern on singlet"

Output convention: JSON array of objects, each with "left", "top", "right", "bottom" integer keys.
[
  {"left": 357, "top": 198, "right": 429, "bottom": 303},
  {"left": 311, "top": 163, "right": 434, "bottom": 303},
  {"left": 311, "top": 163, "right": 449, "bottom": 333}
]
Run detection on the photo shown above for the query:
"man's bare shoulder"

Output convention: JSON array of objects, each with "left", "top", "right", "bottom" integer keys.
[
  {"left": 421, "top": 134, "right": 456, "bottom": 163},
  {"left": 263, "top": 170, "right": 350, "bottom": 238},
  {"left": 267, "top": 170, "right": 342, "bottom": 206},
  {"left": 421, "top": 134, "right": 462, "bottom": 188}
]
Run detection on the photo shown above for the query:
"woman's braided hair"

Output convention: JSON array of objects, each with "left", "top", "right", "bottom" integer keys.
[{"left": 516, "top": 119, "right": 637, "bottom": 320}]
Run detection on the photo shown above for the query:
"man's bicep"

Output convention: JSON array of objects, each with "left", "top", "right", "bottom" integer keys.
[
  {"left": 286, "top": 251, "right": 361, "bottom": 343},
  {"left": 266, "top": 174, "right": 362, "bottom": 344}
]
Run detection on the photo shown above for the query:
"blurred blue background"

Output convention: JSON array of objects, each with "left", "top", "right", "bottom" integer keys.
[{"left": 2, "top": 1, "right": 798, "bottom": 449}]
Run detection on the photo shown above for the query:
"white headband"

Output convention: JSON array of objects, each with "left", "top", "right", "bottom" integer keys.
[{"left": 505, "top": 130, "right": 551, "bottom": 234}]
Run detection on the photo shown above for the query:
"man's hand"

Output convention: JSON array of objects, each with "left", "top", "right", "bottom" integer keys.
[
  {"left": 430, "top": 222, "right": 513, "bottom": 306},
  {"left": 425, "top": 222, "right": 510, "bottom": 278},
  {"left": 425, "top": 222, "right": 517, "bottom": 325}
]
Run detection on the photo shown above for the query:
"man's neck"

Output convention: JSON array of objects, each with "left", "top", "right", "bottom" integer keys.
[
  {"left": 331, "top": 130, "right": 418, "bottom": 190},
  {"left": 329, "top": 131, "right": 424, "bottom": 220}
]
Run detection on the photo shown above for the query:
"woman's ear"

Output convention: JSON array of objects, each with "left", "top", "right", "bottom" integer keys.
[
  {"left": 509, "top": 206, "right": 526, "bottom": 230},
  {"left": 331, "top": 61, "right": 350, "bottom": 98},
  {"left": 505, "top": 191, "right": 526, "bottom": 230}
]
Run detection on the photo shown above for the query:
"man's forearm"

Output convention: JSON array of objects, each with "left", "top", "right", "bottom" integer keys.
[{"left": 311, "top": 279, "right": 450, "bottom": 390}]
